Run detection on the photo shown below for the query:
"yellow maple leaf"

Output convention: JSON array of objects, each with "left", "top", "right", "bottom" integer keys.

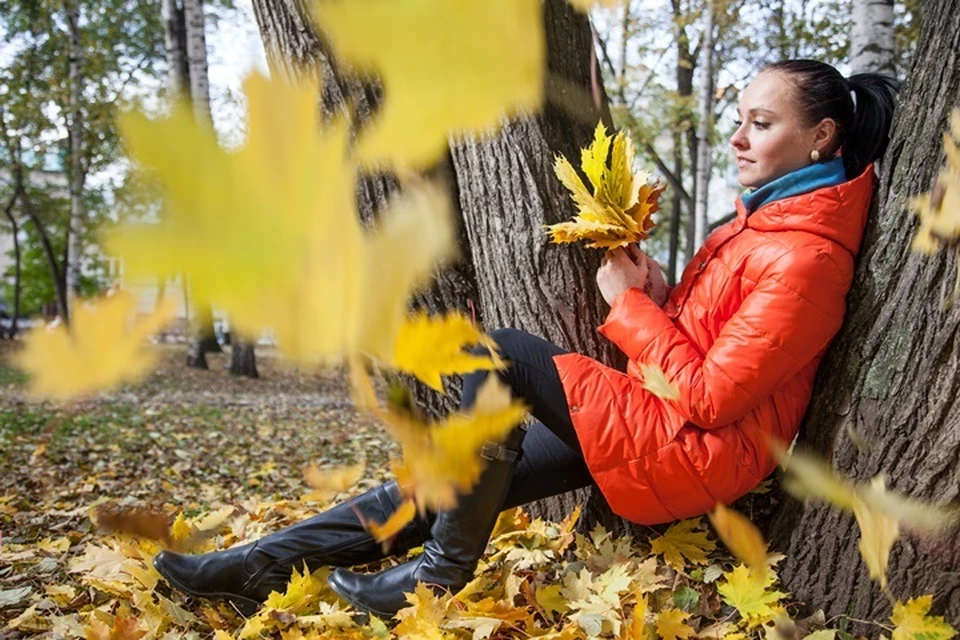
[
  {"left": 891, "top": 595, "right": 957, "bottom": 640},
  {"left": 655, "top": 608, "right": 696, "bottom": 640},
  {"left": 110, "top": 74, "right": 455, "bottom": 368},
  {"left": 263, "top": 564, "right": 327, "bottom": 613},
  {"left": 169, "top": 512, "right": 193, "bottom": 545},
  {"left": 14, "top": 292, "right": 172, "bottom": 401},
  {"left": 535, "top": 584, "right": 570, "bottom": 622},
  {"left": 301, "top": 462, "right": 365, "bottom": 503},
  {"left": 909, "top": 108, "right": 960, "bottom": 257},
  {"left": 708, "top": 503, "right": 769, "bottom": 581},
  {"left": 393, "top": 313, "right": 504, "bottom": 392},
  {"left": 365, "top": 498, "right": 417, "bottom": 547},
  {"left": 640, "top": 363, "right": 680, "bottom": 401},
  {"left": 716, "top": 564, "right": 786, "bottom": 628},
  {"left": 649, "top": 518, "right": 716, "bottom": 569},
  {"left": 359, "top": 370, "right": 527, "bottom": 512},
  {"left": 851, "top": 477, "right": 899, "bottom": 590},
  {"left": 547, "top": 122, "right": 664, "bottom": 249},
  {"left": 781, "top": 448, "right": 959, "bottom": 536},
  {"left": 394, "top": 583, "right": 453, "bottom": 639},
  {"left": 4, "top": 605, "right": 49, "bottom": 633},
  {"left": 313, "top": 0, "right": 544, "bottom": 169},
  {"left": 623, "top": 592, "right": 653, "bottom": 640}
]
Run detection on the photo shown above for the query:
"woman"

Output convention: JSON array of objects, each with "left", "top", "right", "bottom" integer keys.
[{"left": 153, "top": 60, "right": 899, "bottom": 618}]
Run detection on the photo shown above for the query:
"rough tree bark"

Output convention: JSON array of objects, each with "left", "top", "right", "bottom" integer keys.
[
  {"left": 250, "top": 0, "right": 477, "bottom": 415},
  {"left": 767, "top": 0, "right": 960, "bottom": 625},
  {"left": 447, "top": 1, "right": 636, "bottom": 534},
  {"left": 851, "top": 0, "right": 895, "bottom": 76},
  {"left": 251, "top": 0, "right": 648, "bottom": 534}
]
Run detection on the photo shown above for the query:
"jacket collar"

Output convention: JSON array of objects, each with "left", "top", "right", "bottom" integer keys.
[{"left": 735, "top": 163, "right": 877, "bottom": 256}]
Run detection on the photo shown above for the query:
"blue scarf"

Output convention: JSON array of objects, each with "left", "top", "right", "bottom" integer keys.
[{"left": 741, "top": 157, "right": 847, "bottom": 213}]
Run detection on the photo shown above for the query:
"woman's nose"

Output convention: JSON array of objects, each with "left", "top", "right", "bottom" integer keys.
[{"left": 730, "top": 127, "right": 747, "bottom": 150}]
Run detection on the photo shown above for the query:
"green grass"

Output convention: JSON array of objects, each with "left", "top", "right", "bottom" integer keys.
[{"left": 0, "top": 364, "right": 28, "bottom": 387}]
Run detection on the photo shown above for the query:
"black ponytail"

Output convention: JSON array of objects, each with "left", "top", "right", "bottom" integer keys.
[
  {"left": 844, "top": 73, "right": 901, "bottom": 177},
  {"left": 764, "top": 60, "right": 900, "bottom": 177}
]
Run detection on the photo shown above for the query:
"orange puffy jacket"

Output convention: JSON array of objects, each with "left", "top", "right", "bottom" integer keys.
[{"left": 553, "top": 165, "right": 876, "bottom": 524}]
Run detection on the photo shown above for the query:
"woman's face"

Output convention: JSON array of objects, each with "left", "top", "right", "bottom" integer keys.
[{"left": 730, "top": 71, "right": 824, "bottom": 190}]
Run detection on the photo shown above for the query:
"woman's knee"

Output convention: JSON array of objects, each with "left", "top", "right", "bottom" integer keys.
[{"left": 480, "top": 327, "right": 535, "bottom": 360}]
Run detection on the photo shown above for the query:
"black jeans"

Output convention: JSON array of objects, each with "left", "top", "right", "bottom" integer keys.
[{"left": 459, "top": 328, "right": 595, "bottom": 508}]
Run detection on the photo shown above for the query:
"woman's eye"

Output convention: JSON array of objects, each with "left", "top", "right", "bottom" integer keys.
[
  {"left": 753, "top": 121, "right": 770, "bottom": 130},
  {"left": 733, "top": 119, "right": 743, "bottom": 127}
]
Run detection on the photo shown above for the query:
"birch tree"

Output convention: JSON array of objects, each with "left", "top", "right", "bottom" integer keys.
[
  {"left": 851, "top": 0, "right": 895, "bottom": 75},
  {"left": 692, "top": 0, "right": 715, "bottom": 251}
]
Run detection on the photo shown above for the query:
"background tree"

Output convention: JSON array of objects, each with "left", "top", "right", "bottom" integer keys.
[
  {"left": 0, "top": 0, "right": 165, "bottom": 324},
  {"left": 851, "top": 0, "right": 895, "bottom": 75},
  {"left": 767, "top": 0, "right": 960, "bottom": 625}
]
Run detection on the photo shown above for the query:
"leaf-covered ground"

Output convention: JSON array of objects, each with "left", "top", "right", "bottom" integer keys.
[{"left": 0, "top": 342, "right": 872, "bottom": 639}]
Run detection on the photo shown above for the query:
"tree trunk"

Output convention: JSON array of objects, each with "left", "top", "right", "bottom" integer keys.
[
  {"left": 672, "top": 0, "right": 697, "bottom": 263},
  {"left": 162, "top": 0, "right": 190, "bottom": 98},
  {"left": 2, "top": 186, "right": 21, "bottom": 339},
  {"left": 250, "top": 0, "right": 477, "bottom": 416},
  {"left": 767, "top": 0, "right": 960, "bottom": 626},
  {"left": 230, "top": 339, "right": 259, "bottom": 378},
  {"left": 446, "top": 0, "right": 632, "bottom": 535},
  {"left": 65, "top": 0, "right": 83, "bottom": 311},
  {"left": 18, "top": 188, "right": 69, "bottom": 323},
  {"left": 668, "top": 131, "right": 683, "bottom": 286},
  {"left": 251, "top": 0, "right": 644, "bottom": 534},
  {"left": 182, "top": 0, "right": 222, "bottom": 364},
  {"left": 693, "top": 0, "right": 714, "bottom": 250},
  {"left": 850, "top": 0, "right": 895, "bottom": 75},
  {"left": 183, "top": 0, "right": 212, "bottom": 125}
]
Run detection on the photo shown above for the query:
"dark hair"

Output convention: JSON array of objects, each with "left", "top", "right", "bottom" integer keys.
[{"left": 763, "top": 59, "right": 900, "bottom": 178}]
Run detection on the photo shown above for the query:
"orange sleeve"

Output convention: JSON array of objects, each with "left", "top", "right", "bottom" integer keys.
[{"left": 598, "top": 247, "right": 850, "bottom": 429}]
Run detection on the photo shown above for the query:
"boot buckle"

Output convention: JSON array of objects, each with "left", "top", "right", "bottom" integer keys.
[{"left": 479, "top": 442, "right": 521, "bottom": 463}]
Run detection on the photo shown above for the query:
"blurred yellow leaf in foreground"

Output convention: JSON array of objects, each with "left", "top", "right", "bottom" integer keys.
[
  {"left": 781, "top": 446, "right": 959, "bottom": 591},
  {"left": 708, "top": 503, "right": 769, "bottom": 582},
  {"left": 15, "top": 292, "right": 173, "bottom": 401},
  {"left": 110, "top": 74, "right": 455, "bottom": 367},
  {"left": 910, "top": 109, "right": 960, "bottom": 256},
  {"left": 393, "top": 313, "right": 504, "bottom": 392},
  {"left": 302, "top": 462, "right": 365, "bottom": 504},
  {"left": 351, "top": 364, "right": 527, "bottom": 513},
  {"left": 314, "top": 0, "right": 544, "bottom": 169}
]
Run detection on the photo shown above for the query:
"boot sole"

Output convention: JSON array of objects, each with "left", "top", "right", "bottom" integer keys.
[{"left": 153, "top": 555, "right": 262, "bottom": 617}]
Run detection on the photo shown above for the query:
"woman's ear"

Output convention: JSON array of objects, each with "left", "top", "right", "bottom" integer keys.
[{"left": 814, "top": 118, "right": 839, "bottom": 151}]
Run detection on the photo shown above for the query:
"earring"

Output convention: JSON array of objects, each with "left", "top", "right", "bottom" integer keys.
[{"left": 810, "top": 149, "right": 820, "bottom": 162}]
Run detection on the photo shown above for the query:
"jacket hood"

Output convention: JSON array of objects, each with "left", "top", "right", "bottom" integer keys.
[{"left": 737, "top": 163, "right": 877, "bottom": 256}]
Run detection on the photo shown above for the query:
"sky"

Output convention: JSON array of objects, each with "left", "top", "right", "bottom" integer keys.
[{"left": 205, "top": 0, "right": 269, "bottom": 149}]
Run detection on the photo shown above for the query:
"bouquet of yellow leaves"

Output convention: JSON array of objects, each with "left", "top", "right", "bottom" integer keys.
[{"left": 546, "top": 122, "right": 665, "bottom": 249}]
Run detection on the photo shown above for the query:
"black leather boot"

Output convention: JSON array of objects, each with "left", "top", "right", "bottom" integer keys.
[
  {"left": 327, "top": 428, "right": 526, "bottom": 618},
  {"left": 153, "top": 481, "right": 432, "bottom": 615}
]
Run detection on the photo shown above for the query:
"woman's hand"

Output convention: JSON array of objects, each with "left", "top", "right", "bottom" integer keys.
[
  {"left": 641, "top": 250, "right": 669, "bottom": 308},
  {"left": 597, "top": 247, "right": 649, "bottom": 306}
]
